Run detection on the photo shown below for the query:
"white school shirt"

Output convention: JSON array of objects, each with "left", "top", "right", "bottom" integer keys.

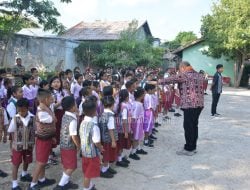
[
  {"left": 121, "top": 105, "right": 128, "bottom": 120},
  {"left": 83, "top": 116, "right": 100, "bottom": 143},
  {"left": 65, "top": 111, "right": 77, "bottom": 136},
  {"left": 79, "top": 97, "right": 86, "bottom": 116},
  {"left": 104, "top": 109, "right": 115, "bottom": 130},
  {"left": 8, "top": 112, "right": 34, "bottom": 133},
  {"left": 37, "top": 106, "right": 53, "bottom": 123},
  {"left": 0, "top": 84, "right": 5, "bottom": 99},
  {"left": 1, "top": 108, "right": 9, "bottom": 126},
  {"left": 7, "top": 97, "right": 17, "bottom": 119}
]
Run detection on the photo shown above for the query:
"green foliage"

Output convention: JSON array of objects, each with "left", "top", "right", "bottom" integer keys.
[
  {"left": 201, "top": 0, "right": 250, "bottom": 59},
  {"left": 74, "top": 20, "right": 164, "bottom": 68}
]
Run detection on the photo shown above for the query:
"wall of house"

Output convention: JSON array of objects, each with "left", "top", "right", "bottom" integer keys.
[
  {"left": 2, "top": 35, "right": 80, "bottom": 72},
  {"left": 182, "top": 42, "right": 235, "bottom": 85}
]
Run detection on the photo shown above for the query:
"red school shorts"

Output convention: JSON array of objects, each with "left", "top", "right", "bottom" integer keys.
[
  {"left": 82, "top": 156, "right": 100, "bottom": 179},
  {"left": 102, "top": 143, "right": 117, "bottom": 162},
  {"left": 36, "top": 138, "right": 53, "bottom": 164},
  {"left": 12, "top": 149, "right": 33, "bottom": 166},
  {"left": 61, "top": 149, "right": 77, "bottom": 170}
]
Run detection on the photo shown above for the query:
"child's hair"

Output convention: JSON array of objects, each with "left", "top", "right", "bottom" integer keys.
[
  {"left": 82, "top": 80, "right": 91, "bottom": 87},
  {"left": 16, "top": 98, "right": 29, "bottom": 108},
  {"left": 30, "top": 68, "right": 38, "bottom": 73},
  {"left": 8, "top": 86, "right": 21, "bottom": 99},
  {"left": 125, "top": 80, "right": 134, "bottom": 90},
  {"left": 99, "top": 71, "right": 106, "bottom": 80},
  {"left": 37, "top": 88, "right": 52, "bottom": 101},
  {"left": 4, "top": 78, "right": 12, "bottom": 87},
  {"left": 80, "top": 86, "right": 91, "bottom": 98},
  {"left": 92, "top": 81, "right": 100, "bottom": 88},
  {"left": 61, "top": 96, "right": 75, "bottom": 111},
  {"left": 144, "top": 83, "right": 156, "bottom": 92},
  {"left": 85, "top": 95, "right": 97, "bottom": 104},
  {"left": 103, "top": 85, "right": 113, "bottom": 97},
  {"left": 117, "top": 89, "right": 129, "bottom": 115},
  {"left": 59, "top": 71, "right": 65, "bottom": 79},
  {"left": 74, "top": 73, "right": 82, "bottom": 80},
  {"left": 22, "top": 74, "right": 32, "bottom": 85},
  {"left": 39, "top": 80, "right": 49, "bottom": 89},
  {"left": 49, "top": 76, "right": 63, "bottom": 92},
  {"left": 82, "top": 100, "right": 96, "bottom": 116},
  {"left": 102, "top": 95, "right": 115, "bottom": 108},
  {"left": 125, "top": 72, "right": 133, "bottom": 78},
  {"left": 216, "top": 64, "right": 223, "bottom": 70},
  {"left": 65, "top": 69, "right": 72, "bottom": 75},
  {"left": 134, "top": 87, "right": 145, "bottom": 100}
]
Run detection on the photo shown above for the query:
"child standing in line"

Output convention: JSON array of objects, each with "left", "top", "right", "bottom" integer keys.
[
  {"left": 80, "top": 100, "right": 104, "bottom": 190},
  {"left": 8, "top": 98, "right": 35, "bottom": 190},
  {"left": 3, "top": 78, "right": 12, "bottom": 108},
  {"left": 29, "top": 89, "right": 56, "bottom": 190},
  {"left": 143, "top": 84, "right": 155, "bottom": 147},
  {"left": 116, "top": 89, "right": 133, "bottom": 163},
  {"left": 0, "top": 102, "right": 9, "bottom": 143},
  {"left": 22, "top": 74, "right": 35, "bottom": 114},
  {"left": 70, "top": 73, "right": 83, "bottom": 100},
  {"left": 65, "top": 69, "right": 74, "bottom": 86},
  {"left": 131, "top": 87, "right": 147, "bottom": 156},
  {"left": 99, "top": 96, "right": 118, "bottom": 178},
  {"left": 53, "top": 96, "right": 80, "bottom": 190}
]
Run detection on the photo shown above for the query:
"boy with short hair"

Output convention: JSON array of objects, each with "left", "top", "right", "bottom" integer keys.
[
  {"left": 80, "top": 100, "right": 104, "bottom": 190},
  {"left": 53, "top": 96, "right": 80, "bottom": 190},
  {"left": 8, "top": 98, "right": 35, "bottom": 190},
  {"left": 28, "top": 89, "right": 56, "bottom": 190}
]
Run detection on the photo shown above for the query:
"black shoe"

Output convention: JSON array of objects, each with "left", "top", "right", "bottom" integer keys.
[
  {"left": 169, "top": 108, "right": 175, "bottom": 112},
  {"left": 107, "top": 167, "right": 117, "bottom": 175},
  {"left": 149, "top": 134, "right": 157, "bottom": 140},
  {"left": 149, "top": 138, "right": 154, "bottom": 144},
  {"left": 152, "top": 128, "right": 159, "bottom": 133},
  {"left": 144, "top": 142, "right": 154, "bottom": 147},
  {"left": 122, "top": 157, "right": 130, "bottom": 164},
  {"left": 48, "top": 158, "right": 58, "bottom": 165},
  {"left": 79, "top": 151, "right": 82, "bottom": 158},
  {"left": 100, "top": 171, "right": 114, "bottom": 178},
  {"left": 27, "top": 184, "right": 40, "bottom": 190},
  {"left": 136, "top": 149, "right": 148, "bottom": 155},
  {"left": 116, "top": 161, "right": 129, "bottom": 168},
  {"left": 129, "top": 153, "right": 140, "bottom": 160},
  {"left": 0, "top": 169, "right": 8, "bottom": 178},
  {"left": 64, "top": 181, "right": 79, "bottom": 189},
  {"left": 53, "top": 185, "right": 64, "bottom": 190},
  {"left": 20, "top": 173, "right": 32, "bottom": 182},
  {"left": 155, "top": 122, "right": 161, "bottom": 127},
  {"left": 38, "top": 178, "right": 56, "bottom": 188},
  {"left": 90, "top": 186, "right": 97, "bottom": 190},
  {"left": 12, "top": 186, "right": 22, "bottom": 190}
]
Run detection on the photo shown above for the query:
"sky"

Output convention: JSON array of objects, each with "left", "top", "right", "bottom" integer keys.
[{"left": 53, "top": 0, "right": 214, "bottom": 41}]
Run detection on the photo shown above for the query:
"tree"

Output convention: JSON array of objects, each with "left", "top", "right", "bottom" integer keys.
[
  {"left": 201, "top": 0, "right": 250, "bottom": 87},
  {"left": 0, "top": 0, "right": 71, "bottom": 66},
  {"left": 163, "top": 31, "right": 197, "bottom": 51}
]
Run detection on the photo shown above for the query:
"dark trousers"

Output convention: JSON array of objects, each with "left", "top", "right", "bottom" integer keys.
[
  {"left": 183, "top": 107, "right": 203, "bottom": 151},
  {"left": 211, "top": 93, "right": 221, "bottom": 115}
]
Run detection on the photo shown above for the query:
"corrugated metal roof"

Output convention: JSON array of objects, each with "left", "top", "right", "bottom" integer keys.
[
  {"left": 60, "top": 20, "right": 150, "bottom": 41},
  {"left": 17, "top": 28, "right": 56, "bottom": 37}
]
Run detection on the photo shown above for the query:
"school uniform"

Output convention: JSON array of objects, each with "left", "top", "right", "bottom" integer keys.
[
  {"left": 22, "top": 85, "right": 35, "bottom": 114},
  {"left": 92, "top": 90, "right": 102, "bottom": 116},
  {"left": 70, "top": 82, "right": 82, "bottom": 100},
  {"left": 0, "top": 107, "right": 9, "bottom": 139},
  {"left": 35, "top": 105, "right": 56, "bottom": 164},
  {"left": 7, "top": 97, "right": 17, "bottom": 119},
  {"left": 8, "top": 112, "right": 35, "bottom": 166},
  {"left": 60, "top": 111, "right": 78, "bottom": 170},
  {"left": 131, "top": 101, "right": 144, "bottom": 141},
  {"left": 80, "top": 116, "right": 101, "bottom": 178},
  {"left": 143, "top": 93, "right": 154, "bottom": 133}
]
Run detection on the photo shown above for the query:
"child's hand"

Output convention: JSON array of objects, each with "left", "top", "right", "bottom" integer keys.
[
  {"left": 100, "top": 146, "right": 104, "bottom": 153},
  {"left": 111, "top": 141, "right": 116, "bottom": 148},
  {"left": 124, "top": 132, "right": 128, "bottom": 139}
]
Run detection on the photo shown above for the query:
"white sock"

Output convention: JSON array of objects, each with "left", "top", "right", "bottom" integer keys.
[
  {"left": 131, "top": 149, "right": 137, "bottom": 154},
  {"left": 58, "top": 172, "right": 70, "bottom": 186},
  {"left": 144, "top": 139, "right": 149, "bottom": 144},
  {"left": 118, "top": 156, "right": 123, "bottom": 162},
  {"left": 137, "top": 144, "right": 141, "bottom": 150},
  {"left": 38, "top": 177, "right": 46, "bottom": 182},
  {"left": 101, "top": 166, "right": 109, "bottom": 173},
  {"left": 12, "top": 180, "right": 18, "bottom": 188},
  {"left": 90, "top": 181, "right": 94, "bottom": 189},
  {"left": 30, "top": 182, "right": 37, "bottom": 187},
  {"left": 21, "top": 170, "right": 28, "bottom": 177}
]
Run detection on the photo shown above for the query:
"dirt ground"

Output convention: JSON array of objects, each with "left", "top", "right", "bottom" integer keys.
[{"left": 1, "top": 87, "right": 250, "bottom": 190}]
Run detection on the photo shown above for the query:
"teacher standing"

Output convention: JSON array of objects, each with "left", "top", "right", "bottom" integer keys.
[{"left": 161, "top": 61, "right": 204, "bottom": 156}]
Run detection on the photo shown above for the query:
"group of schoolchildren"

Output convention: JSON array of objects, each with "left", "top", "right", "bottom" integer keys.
[{"left": 0, "top": 66, "right": 182, "bottom": 190}]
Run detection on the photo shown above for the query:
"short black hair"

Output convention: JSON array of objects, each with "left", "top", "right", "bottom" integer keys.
[
  {"left": 39, "top": 80, "right": 49, "bottom": 89},
  {"left": 134, "top": 87, "right": 145, "bottom": 100},
  {"left": 82, "top": 100, "right": 96, "bottom": 116},
  {"left": 80, "top": 86, "right": 91, "bottom": 97},
  {"left": 61, "top": 96, "right": 75, "bottom": 111},
  {"left": 144, "top": 83, "right": 156, "bottom": 92},
  {"left": 37, "top": 88, "right": 52, "bottom": 101},
  {"left": 216, "top": 64, "right": 223, "bottom": 70},
  {"left": 65, "top": 69, "right": 72, "bottom": 75},
  {"left": 82, "top": 80, "right": 92, "bottom": 87},
  {"left": 103, "top": 86, "right": 113, "bottom": 97},
  {"left": 102, "top": 95, "right": 115, "bottom": 108},
  {"left": 125, "top": 80, "right": 134, "bottom": 89},
  {"left": 85, "top": 95, "right": 98, "bottom": 103},
  {"left": 22, "top": 74, "right": 32, "bottom": 84},
  {"left": 31, "top": 68, "right": 38, "bottom": 73},
  {"left": 92, "top": 81, "right": 99, "bottom": 88},
  {"left": 16, "top": 98, "right": 29, "bottom": 108},
  {"left": 75, "top": 73, "right": 83, "bottom": 80}
]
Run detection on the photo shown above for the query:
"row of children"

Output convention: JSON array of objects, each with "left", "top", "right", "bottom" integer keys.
[{"left": 0, "top": 67, "right": 182, "bottom": 190}]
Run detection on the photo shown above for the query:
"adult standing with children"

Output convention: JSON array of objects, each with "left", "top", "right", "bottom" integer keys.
[
  {"left": 161, "top": 61, "right": 204, "bottom": 156},
  {"left": 12, "top": 57, "right": 25, "bottom": 87}
]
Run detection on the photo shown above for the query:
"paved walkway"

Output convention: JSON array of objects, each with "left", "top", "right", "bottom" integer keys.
[{"left": 1, "top": 87, "right": 250, "bottom": 190}]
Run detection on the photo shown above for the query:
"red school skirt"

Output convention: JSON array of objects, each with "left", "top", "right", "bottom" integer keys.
[
  {"left": 117, "top": 133, "right": 132, "bottom": 150},
  {"left": 82, "top": 156, "right": 100, "bottom": 178},
  {"left": 55, "top": 109, "right": 65, "bottom": 146},
  {"left": 102, "top": 143, "right": 117, "bottom": 162},
  {"left": 61, "top": 149, "right": 77, "bottom": 170}
]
